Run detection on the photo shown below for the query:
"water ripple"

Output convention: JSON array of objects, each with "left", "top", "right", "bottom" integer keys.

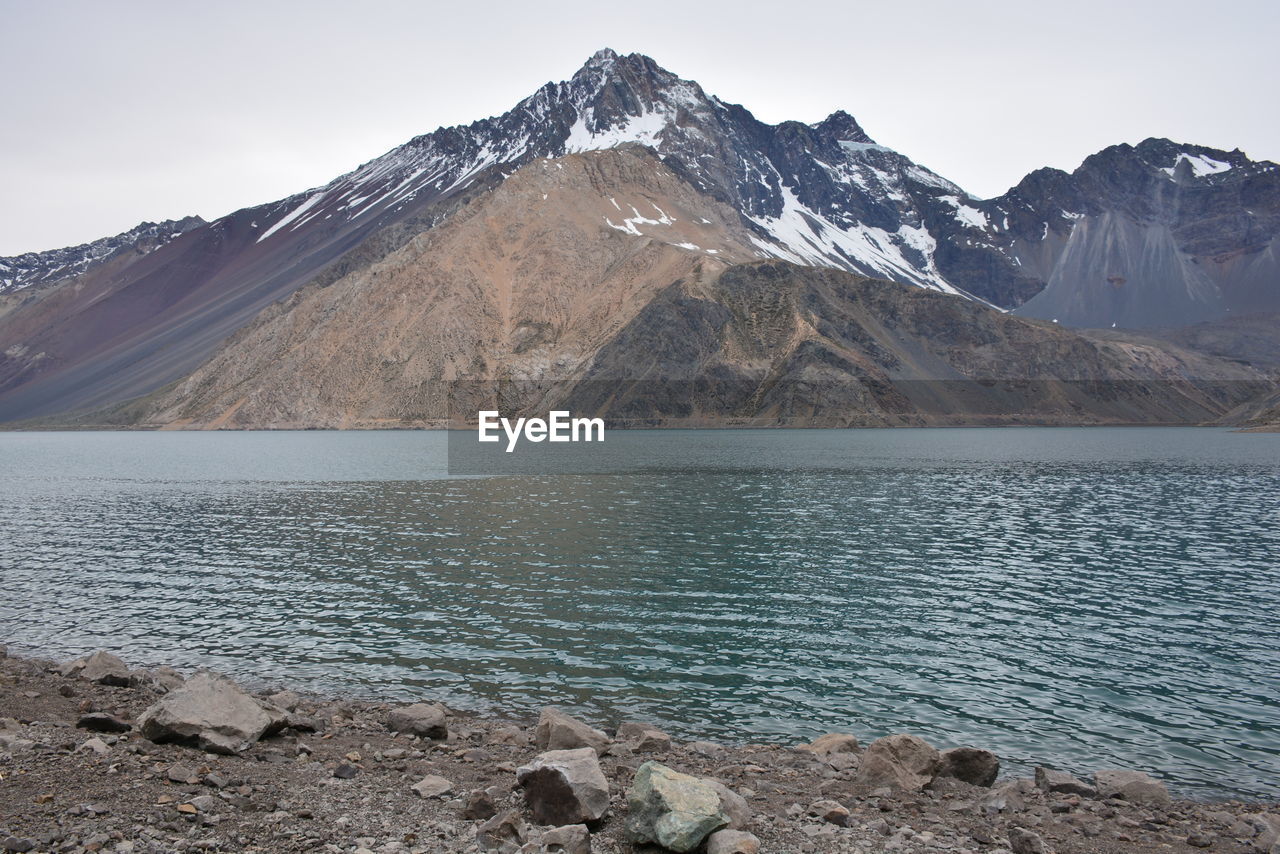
[{"left": 0, "top": 429, "right": 1278, "bottom": 799}]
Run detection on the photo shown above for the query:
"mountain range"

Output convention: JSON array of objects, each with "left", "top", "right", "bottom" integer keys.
[{"left": 1, "top": 49, "right": 1276, "bottom": 429}]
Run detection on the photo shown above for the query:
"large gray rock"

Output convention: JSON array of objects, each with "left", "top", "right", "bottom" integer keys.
[
  {"left": 1035, "top": 766, "right": 1097, "bottom": 797},
  {"left": 1008, "top": 826, "right": 1047, "bottom": 854},
  {"left": 516, "top": 747, "right": 610, "bottom": 825},
  {"left": 705, "top": 829, "right": 761, "bottom": 854},
  {"left": 808, "top": 798, "right": 852, "bottom": 826},
  {"left": 936, "top": 746, "right": 1000, "bottom": 787},
  {"left": 387, "top": 703, "right": 449, "bottom": 739},
  {"left": 535, "top": 708, "right": 609, "bottom": 755},
  {"left": 626, "top": 761, "right": 729, "bottom": 853},
  {"left": 136, "top": 670, "right": 286, "bottom": 754},
  {"left": 412, "top": 774, "right": 454, "bottom": 798},
  {"left": 702, "top": 779, "right": 751, "bottom": 830},
  {"left": 477, "top": 810, "right": 529, "bottom": 853},
  {"left": 853, "top": 734, "right": 941, "bottom": 791},
  {"left": 61, "top": 651, "right": 131, "bottom": 687},
  {"left": 461, "top": 787, "right": 500, "bottom": 821},
  {"left": 540, "top": 824, "right": 591, "bottom": 854},
  {"left": 1093, "top": 769, "right": 1170, "bottom": 805}
]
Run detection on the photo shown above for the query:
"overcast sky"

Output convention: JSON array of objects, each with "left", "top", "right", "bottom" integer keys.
[{"left": 1, "top": 0, "right": 1275, "bottom": 255}]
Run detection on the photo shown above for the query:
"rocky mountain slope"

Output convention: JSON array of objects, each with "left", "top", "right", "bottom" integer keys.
[
  {"left": 75, "top": 148, "right": 1266, "bottom": 431},
  {"left": 1001, "top": 141, "right": 1280, "bottom": 329},
  {"left": 0, "top": 49, "right": 1276, "bottom": 426},
  {"left": 556, "top": 261, "right": 1270, "bottom": 427},
  {"left": 0, "top": 217, "right": 204, "bottom": 297},
  {"left": 126, "top": 147, "right": 761, "bottom": 428}
]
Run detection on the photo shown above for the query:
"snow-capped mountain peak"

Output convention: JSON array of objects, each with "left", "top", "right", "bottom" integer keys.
[{"left": 243, "top": 50, "right": 978, "bottom": 296}]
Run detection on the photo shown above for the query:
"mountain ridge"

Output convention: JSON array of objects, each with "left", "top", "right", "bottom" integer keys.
[
  {"left": 34, "top": 147, "right": 1272, "bottom": 431},
  {"left": 0, "top": 49, "right": 1277, "bottom": 426}
]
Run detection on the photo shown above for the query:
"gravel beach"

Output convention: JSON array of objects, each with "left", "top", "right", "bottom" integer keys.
[{"left": 1, "top": 648, "right": 1276, "bottom": 854}]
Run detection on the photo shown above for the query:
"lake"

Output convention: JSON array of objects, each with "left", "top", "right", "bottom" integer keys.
[{"left": 1, "top": 428, "right": 1277, "bottom": 799}]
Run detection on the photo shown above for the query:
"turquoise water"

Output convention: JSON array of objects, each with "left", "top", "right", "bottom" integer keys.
[{"left": 1, "top": 428, "right": 1277, "bottom": 799}]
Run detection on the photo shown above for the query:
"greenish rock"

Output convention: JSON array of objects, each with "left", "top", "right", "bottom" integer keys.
[{"left": 626, "top": 761, "right": 728, "bottom": 852}]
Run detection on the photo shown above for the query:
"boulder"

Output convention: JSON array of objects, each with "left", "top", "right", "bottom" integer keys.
[
  {"left": 797, "top": 733, "right": 859, "bottom": 755},
  {"left": 477, "top": 810, "right": 529, "bottom": 853},
  {"left": 188, "top": 794, "right": 221, "bottom": 814},
  {"left": 617, "top": 721, "right": 671, "bottom": 752},
  {"left": 1008, "top": 827, "right": 1047, "bottom": 854},
  {"left": 825, "top": 751, "right": 859, "bottom": 771},
  {"left": 936, "top": 747, "right": 999, "bottom": 787},
  {"left": 535, "top": 708, "right": 609, "bottom": 755},
  {"left": 136, "top": 670, "right": 286, "bottom": 754},
  {"left": 808, "top": 798, "right": 851, "bottom": 826},
  {"left": 626, "top": 761, "right": 729, "bottom": 853},
  {"left": 1035, "top": 766, "right": 1096, "bottom": 797},
  {"left": 1093, "top": 769, "right": 1171, "bottom": 805},
  {"left": 166, "top": 763, "right": 199, "bottom": 784},
  {"left": 540, "top": 824, "right": 591, "bottom": 854},
  {"left": 286, "top": 713, "right": 319, "bottom": 732},
  {"left": 702, "top": 779, "right": 751, "bottom": 830},
  {"left": 462, "top": 787, "right": 501, "bottom": 821},
  {"left": 852, "top": 734, "right": 941, "bottom": 791},
  {"left": 516, "top": 747, "right": 610, "bottom": 825},
  {"left": 62, "top": 651, "right": 131, "bottom": 686},
  {"left": 77, "top": 737, "right": 110, "bottom": 756},
  {"left": 706, "top": 829, "right": 761, "bottom": 854},
  {"left": 412, "top": 774, "right": 454, "bottom": 798},
  {"left": 387, "top": 703, "right": 449, "bottom": 739}
]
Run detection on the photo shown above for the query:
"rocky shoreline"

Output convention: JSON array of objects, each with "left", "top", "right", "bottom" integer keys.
[{"left": 0, "top": 648, "right": 1276, "bottom": 854}]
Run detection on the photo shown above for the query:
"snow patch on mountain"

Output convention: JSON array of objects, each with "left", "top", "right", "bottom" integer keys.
[
  {"left": 940, "top": 195, "right": 990, "bottom": 230},
  {"left": 747, "top": 186, "right": 960, "bottom": 293},
  {"left": 564, "top": 108, "right": 672, "bottom": 153},
  {"left": 1162, "top": 152, "right": 1233, "bottom": 178}
]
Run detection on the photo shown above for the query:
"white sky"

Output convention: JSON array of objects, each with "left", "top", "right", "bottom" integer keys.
[{"left": 1, "top": 0, "right": 1275, "bottom": 255}]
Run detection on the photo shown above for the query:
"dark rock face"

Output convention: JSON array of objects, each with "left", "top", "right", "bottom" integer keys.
[
  {"left": 966, "top": 139, "right": 1280, "bottom": 328},
  {"left": 558, "top": 261, "right": 1273, "bottom": 426},
  {"left": 516, "top": 748, "right": 611, "bottom": 826},
  {"left": 936, "top": 747, "right": 1000, "bottom": 788}
]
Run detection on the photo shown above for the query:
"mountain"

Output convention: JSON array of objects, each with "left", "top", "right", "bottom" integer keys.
[
  {"left": 58, "top": 147, "right": 1273, "bottom": 430},
  {"left": 0, "top": 217, "right": 203, "bottom": 296},
  {"left": 0, "top": 49, "right": 1276, "bottom": 427},
  {"left": 974, "top": 140, "right": 1280, "bottom": 328}
]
